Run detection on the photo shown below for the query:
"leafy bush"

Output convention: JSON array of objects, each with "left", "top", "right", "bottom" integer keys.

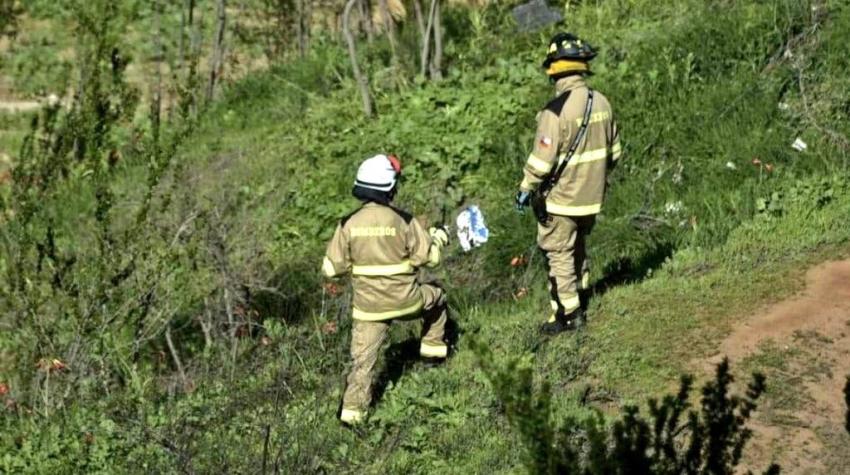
[
  {"left": 479, "top": 348, "right": 778, "bottom": 475},
  {"left": 2, "top": 0, "right": 850, "bottom": 472}
]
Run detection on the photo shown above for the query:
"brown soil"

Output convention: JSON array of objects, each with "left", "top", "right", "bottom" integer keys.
[{"left": 698, "top": 260, "right": 850, "bottom": 474}]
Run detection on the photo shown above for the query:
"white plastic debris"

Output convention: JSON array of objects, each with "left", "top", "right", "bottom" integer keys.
[
  {"left": 456, "top": 205, "right": 489, "bottom": 252},
  {"left": 792, "top": 137, "right": 808, "bottom": 152},
  {"left": 725, "top": 161, "right": 737, "bottom": 170},
  {"left": 664, "top": 201, "right": 683, "bottom": 215}
]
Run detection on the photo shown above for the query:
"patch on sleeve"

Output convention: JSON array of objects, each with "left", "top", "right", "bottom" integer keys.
[{"left": 538, "top": 136, "right": 553, "bottom": 149}]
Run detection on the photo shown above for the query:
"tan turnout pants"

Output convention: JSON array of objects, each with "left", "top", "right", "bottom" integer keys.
[
  {"left": 342, "top": 283, "right": 448, "bottom": 413},
  {"left": 537, "top": 215, "right": 595, "bottom": 318}
]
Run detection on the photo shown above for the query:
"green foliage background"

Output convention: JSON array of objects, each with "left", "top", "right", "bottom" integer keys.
[{"left": 1, "top": 0, "right": 850, "bottom": 472}]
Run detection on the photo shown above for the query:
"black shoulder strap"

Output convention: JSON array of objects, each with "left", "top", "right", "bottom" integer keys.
[{"left": 540, "top": 89, "right": 594, "bottom": 197}]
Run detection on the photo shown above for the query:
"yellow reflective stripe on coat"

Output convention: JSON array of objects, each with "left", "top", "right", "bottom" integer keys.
[
  {"left": 558, "top": 147, "right": 608, "bottom": 167},
  {"left": 526, "top": 153, "right": 553, "bottom": 174},
  {"left": 351, "top": 261, "right": 414, "bottom": 276},
  {"left": 546, "top": 202, "right": 602, "bottom": 216},
  {"left": 352, "top": 300, "right": 424, "bottom": 321},
  {"left": 322, "top": 257, "right": 337, "bottom": 277}
]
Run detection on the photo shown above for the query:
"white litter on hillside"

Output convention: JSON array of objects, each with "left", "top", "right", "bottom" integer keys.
[
  {"left": 456, "top": 205, "right": 489, "bottom": 252},
  {"left": 792, "top": 137, "right": 808, "bottom": 152}
]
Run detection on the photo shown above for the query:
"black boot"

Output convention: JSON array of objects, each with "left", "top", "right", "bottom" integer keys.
[{"left": 540, "top": 309, "right": 584, "bottom": 335}]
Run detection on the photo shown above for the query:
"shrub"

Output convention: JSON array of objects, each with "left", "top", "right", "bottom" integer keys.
[{"left": 479, "top": 345, "right": 779, "bottom": 475}]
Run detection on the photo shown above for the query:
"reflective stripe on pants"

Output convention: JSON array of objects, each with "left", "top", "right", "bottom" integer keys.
[
  {"left": 538, "top": 215, "right": 594, "bottom": 319},
  {"left": 342, "top": 284, "right": 448, "bottom": 412}
]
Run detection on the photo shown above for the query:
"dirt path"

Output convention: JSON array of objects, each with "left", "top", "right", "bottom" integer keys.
[
  {"left": 0, "top": 99, "right": 40, "bottom": 113},
  {"left": 698, "top": 260, "right": 850, "bottom": 474}
]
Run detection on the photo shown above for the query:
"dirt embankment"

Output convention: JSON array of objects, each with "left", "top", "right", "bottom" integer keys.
[{"left": 698, "top": 260, "right": 850, "bottom": 474}]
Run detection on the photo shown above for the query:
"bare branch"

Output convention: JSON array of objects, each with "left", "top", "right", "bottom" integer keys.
[
  {"left": 165, "top": 325, "right": 188, "bottom": 389},
  {"left": 343, "top": 0, "right": 375, "bottom": 117},
  {"left": 206, "top": 0, "right": 227, "bottom": 102}
]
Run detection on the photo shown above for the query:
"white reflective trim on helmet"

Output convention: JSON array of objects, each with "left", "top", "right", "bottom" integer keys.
[{"left": 355, "top": 154, "right": 398, "bottom": 192}]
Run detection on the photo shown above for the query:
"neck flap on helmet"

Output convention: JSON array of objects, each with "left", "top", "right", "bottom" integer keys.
[{"left": 352, "top": 184, "right": 394, "bottom": 205}]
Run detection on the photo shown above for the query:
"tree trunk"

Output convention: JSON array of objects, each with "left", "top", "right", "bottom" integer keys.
[
  {"left": 151, "top": 0, "right": 163, "bottom": 133},
  {"left": 430, "top": 0, "right": 443, "bottom": 80},
  {"left": 188, "top": 0, "right": 197, "bottom": 51},
  {"left": 177, "top": 0, "right": 187, "bottom": 73},
  {"left": 413, "top": 0, "right": 425, "bottom": 45},
  {"left": 420, "top": 0, "right": 437, "bottom": 77},
  {"left": 206, "top": 0, "right": 227, "bottom": 102},
  {"left": 182, "top": 0, "right": 200, "bottom": 117},
  {"left": 343, "top": 0, "right": 374, "bottom": 117},
  {"left": 377, "top": 0, "right": 399, "bottom": 70},
  {"left": 296, "top": 0, "right": 311, "bottom": 57},
  {"left": 359, "top": 0, "right": 374, "bottom": 43}
]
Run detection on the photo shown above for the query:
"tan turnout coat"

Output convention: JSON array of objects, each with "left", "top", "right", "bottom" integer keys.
[
  {"left": 520, "top": 75, "right": 622, "bottom": 216},
  {"left": 322, "top": 202, "right": 440, "bottom": 321}
]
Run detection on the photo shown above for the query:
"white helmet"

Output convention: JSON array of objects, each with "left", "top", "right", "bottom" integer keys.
[{"left": 354, "top": 154, "right": 402, "bottom": 192}]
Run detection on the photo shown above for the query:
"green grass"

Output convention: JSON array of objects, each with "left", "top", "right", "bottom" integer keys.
[{"left": 3, "top": 0, "right": 850, "bottom": 472}]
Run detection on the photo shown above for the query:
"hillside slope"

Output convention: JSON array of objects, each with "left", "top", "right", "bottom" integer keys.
[{"left": 2, "top": 0, "right": 850, "bottom": 472}]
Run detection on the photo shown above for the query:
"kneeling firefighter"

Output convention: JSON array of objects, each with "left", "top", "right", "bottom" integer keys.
[
  {"left": 515, "top": 33, "right": 623, "bottom": 335},
  {"left": 322, "top": 154, "right": 451, "bottom": 425}
]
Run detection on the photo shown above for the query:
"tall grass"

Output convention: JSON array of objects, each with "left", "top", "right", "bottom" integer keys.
[{"left": 2, "top": 0, "right": 850, "bottom": 472}]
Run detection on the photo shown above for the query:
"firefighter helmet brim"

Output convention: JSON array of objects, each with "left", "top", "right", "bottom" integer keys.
[
  {"left": 355, "top": 154, "right": 401, "bottom": 192},
  {"left": 542, "top": 32, "right": 597, "bottom": 70}
]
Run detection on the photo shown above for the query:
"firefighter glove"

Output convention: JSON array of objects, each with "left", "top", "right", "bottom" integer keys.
[
  {"left": 515, "top": 191, "right": 531, "bottom": 213},
  {"left": 429, "top": 226, "right": 450, "bottom": 247}
]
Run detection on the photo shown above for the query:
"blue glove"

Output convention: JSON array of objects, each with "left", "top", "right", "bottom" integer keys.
[{"left": 515, "top": 191, "right": 531, "bottom": 213}]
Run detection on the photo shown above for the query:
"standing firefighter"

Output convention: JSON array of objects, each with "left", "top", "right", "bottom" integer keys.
[
  {"left": 515, "top": 33, "right": 622, "bottom": 335},
  {"left": 322, "top": 154, "right": 451, "bottom": 425}
]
